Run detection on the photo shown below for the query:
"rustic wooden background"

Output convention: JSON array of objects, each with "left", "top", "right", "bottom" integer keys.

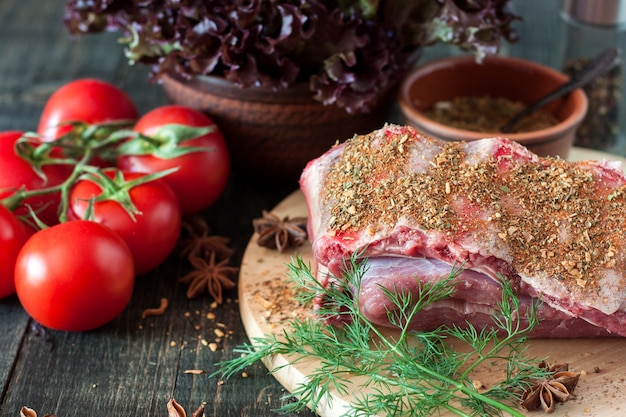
[{"left": 0, "top": 1, "right": 561, "bottom": 417}]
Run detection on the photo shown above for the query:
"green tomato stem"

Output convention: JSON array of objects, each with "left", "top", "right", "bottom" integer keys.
[
  {"left": 56, "top": 146, "right": 96, "bottom": 223},
  {"left": 0, "top": 123, "right": 163, "bottom": 226}
]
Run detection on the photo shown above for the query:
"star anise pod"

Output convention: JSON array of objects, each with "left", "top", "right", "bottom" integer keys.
[
  {"left": 19, "top": 407, "right": 55, "bottom": 417},
  {"left": 178, "top": 217, "right": 234, "bottom": 260},
  {"left": 179, "top": 252, "right": 238, "bottom": 304},
  {"left": 520, "top": 362, "right": 580, "bottom": 414},
  {"left": 253, "top": 210, "right": 308, "bottom": 252},
  {"left": 167, "top": 399, "right": 205, "bottom": 417}
]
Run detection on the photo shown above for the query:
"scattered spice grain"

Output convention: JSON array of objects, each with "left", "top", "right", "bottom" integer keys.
[
  {"left": 250, "top": 277, "right": 308, "bottom": 327},
  {"left": 183, "top": 369, "right": 204, "bottom": 375},
  {"left": 141, "top": 297, "right": 169, "bottom": 318}
]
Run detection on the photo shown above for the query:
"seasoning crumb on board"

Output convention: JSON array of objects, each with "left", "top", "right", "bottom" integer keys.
[{"left": 248, "top": 277, "right": 308, "bottom": 327}]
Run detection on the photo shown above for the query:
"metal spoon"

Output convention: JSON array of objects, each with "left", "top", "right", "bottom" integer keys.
[{"left": 500, "top": 47, "right": 622, "bottom": 133}]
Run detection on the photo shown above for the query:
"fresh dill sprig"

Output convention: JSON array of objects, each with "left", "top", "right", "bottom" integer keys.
[{"left": 215, "top": 254, "right": 548, "bottom": 417}]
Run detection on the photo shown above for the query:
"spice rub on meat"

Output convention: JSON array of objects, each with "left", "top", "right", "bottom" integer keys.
[{"left": 300, "top": 124, "right": 626, "bottom": 337}]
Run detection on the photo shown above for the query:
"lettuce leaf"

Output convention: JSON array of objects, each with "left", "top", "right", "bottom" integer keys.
[{"left": 64, "top": 0, "right": 519, "bottom": 113}]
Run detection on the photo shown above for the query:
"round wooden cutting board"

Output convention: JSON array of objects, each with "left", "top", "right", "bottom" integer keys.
[{"left": 238, "top": 147, "right": 626, "bottom": 417}]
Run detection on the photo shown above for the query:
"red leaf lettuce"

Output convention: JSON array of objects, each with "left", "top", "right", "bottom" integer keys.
[{"left": 64, "top": 0, "right": 520, "bottom": 113}]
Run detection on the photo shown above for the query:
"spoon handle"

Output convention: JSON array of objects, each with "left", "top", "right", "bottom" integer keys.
[{"left": 500, "top": 47, "right": 622, "bottom": 133}]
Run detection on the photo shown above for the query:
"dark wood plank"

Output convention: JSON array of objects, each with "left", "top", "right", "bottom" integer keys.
[{"left": 0, "top": 296, "right": 29, "bottom": 400}]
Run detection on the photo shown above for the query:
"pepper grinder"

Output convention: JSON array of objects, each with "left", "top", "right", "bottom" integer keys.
[{"left": 556, "top": 0, "right": 626, "bottom": 154}]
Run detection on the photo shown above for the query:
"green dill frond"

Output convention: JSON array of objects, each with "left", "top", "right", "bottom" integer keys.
[
  {"left": 215, "top": 253, "right": 549, "bottom": 417},
  {"left": 286, "top": 255, "right": 320, "bottom": 306}
]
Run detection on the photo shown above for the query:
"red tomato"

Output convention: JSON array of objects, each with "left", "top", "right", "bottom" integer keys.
[
  {"left": 0, "top": 131, "right": 71, "bottom": 225},
  {"left": 37, "top": 78, "right": 138, "bottom": 140},
  {"left": 117, "top": 105, "right": 230, "bottom": 215},
  {"left": 68, "top": 169, "right": 182, "bottom": 275},
  {"left": 0, "top": 204, "right": 29, "bottom": 298},
  {"left": 14, "top": 220, "right": 135, "bottom": 332}
]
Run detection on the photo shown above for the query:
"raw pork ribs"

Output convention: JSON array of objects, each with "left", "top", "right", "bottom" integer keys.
[{"left": 300, "top": 124, "right": 626, "bottom": 337}]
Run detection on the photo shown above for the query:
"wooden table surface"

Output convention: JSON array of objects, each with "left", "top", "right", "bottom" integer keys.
[{"left": 0, "top": 2, "right": 569, "bottom": 417}]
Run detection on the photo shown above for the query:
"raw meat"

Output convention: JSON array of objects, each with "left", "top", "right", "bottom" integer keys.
[
  {"left": 300, "top": 124, "right": 626, "bottom": 337},
  {"left": 357, "top": 257, "right": 611, "bottom": 337}
]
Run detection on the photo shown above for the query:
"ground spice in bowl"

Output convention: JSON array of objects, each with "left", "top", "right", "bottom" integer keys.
[{"left": 424, "top": 95, "right": 560, "bottom": 133}]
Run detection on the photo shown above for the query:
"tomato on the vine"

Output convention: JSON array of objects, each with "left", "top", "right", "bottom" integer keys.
[
  {"left": 0, "top": 204, "right": 29, "bottom": 299},
  {"left": 117, "top": 105, "right": 230, "bottom": 215},
  {"left": 14, "top": 220, "right": 135, "bottom": 332},
  {"left": 0, "top": 131, "right": 71, "bottom": 225},
  {"left": 68, "top": 169, "right": 181, "bottom": 275},
  {"left": 37, "top": 78, "right": 138, "bottom": 141}
]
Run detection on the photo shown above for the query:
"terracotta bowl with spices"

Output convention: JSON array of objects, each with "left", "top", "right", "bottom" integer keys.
[{"left": 398, "top": 55, "right": 588, "bottom": 158}]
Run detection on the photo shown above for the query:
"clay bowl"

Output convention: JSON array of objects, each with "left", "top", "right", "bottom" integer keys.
[
  {"left": 398, "top": 55, "right": 588, "bottom": 158},
  {"left": 161, "top": 73, "right": 396, "bottom": 183}
]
